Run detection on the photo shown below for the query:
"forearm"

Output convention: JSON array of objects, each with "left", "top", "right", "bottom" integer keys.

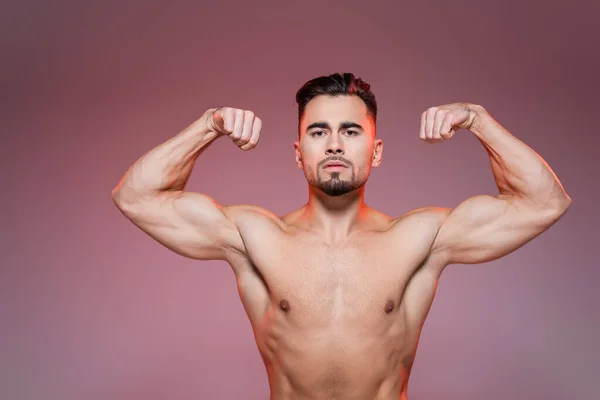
[
  {"left": 469, "top": 105, "right": 571, "bottom": 211},
  {"left": 111, "top": 110, "right": 221, "bottom": 204}
]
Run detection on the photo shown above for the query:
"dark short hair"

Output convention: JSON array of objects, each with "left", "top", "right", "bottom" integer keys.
[{"left": 295, "top": 72, "right": 377, "bottom": 129}]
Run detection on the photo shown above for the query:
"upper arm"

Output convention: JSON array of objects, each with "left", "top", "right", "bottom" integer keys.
[
  {"left": 114, "top": 190, "right": 249, "bottom": 261},
  {"left": 428, "top": 194, "right": 568, "bottom": 266}
]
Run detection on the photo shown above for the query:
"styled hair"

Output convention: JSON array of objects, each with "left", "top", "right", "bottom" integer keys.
[{"left": 295, "top": 72, "right": 377, "bottom": 128}]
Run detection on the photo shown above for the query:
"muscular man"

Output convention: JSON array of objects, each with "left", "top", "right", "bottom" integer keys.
[{"left": 111, "top": 73, "right": 571, "bottom": 399}]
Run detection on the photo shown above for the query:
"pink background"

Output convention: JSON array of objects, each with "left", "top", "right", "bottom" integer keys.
[{"left": 3, "top": 1, "right": 598, "bottom": 399}]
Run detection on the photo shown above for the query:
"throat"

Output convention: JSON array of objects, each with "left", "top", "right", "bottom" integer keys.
[{"left": 299, "top": 204, "right": 372, "bottom": 243}]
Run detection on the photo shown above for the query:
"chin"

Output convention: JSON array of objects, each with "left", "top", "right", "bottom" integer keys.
[
  {"left": 318, "top": 180, "right": 364, "bottom": 197},
  {"left": 321, "top": 189, "right": 350, "bottom": 197}
]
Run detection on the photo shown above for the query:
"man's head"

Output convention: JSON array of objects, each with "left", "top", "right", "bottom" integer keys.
[{"left": 294, "top": 72, "right": 383, "bottom": 197}]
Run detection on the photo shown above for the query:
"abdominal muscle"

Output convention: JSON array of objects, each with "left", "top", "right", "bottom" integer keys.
[{"left": 255, "top": 305, "right": 416, "bottom": 400}]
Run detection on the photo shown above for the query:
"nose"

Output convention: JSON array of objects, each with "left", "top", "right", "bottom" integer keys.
[{"left": 326, "top": 135, "right": 344, "bottom": 155}]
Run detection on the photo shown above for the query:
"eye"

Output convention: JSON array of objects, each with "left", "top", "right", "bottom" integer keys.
[
  {"left": 345, "top": 130, "right": 359, "bottom": 136},
  {"left": 311, "top": 130, "right": 325, "bottom": 137}
]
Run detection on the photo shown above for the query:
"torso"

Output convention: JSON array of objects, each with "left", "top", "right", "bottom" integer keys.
[{"left": 225, "top": 206, "right": 448, "bottom": 400}]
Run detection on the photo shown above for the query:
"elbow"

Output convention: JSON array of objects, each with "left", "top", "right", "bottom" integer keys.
[
  {"left": 111, "top": 193, "right": 141, "bottom": 220},
  {"left": 111, "top": 187, "right": 126, "bottom": 207},
  {"left": 111, "top": 187, "right": 137, "bottom": 214},
  {"left": 111, "top": 180, "right": 143, "bottom": 208},
  {"left": 553, "top": 191, "right": 572, "bottom": 214},
  {"left": 111, "top": 191, "right": 129, "bottom": 216},
  {"left": 523, "top": 193, "right": 572, "bottom": 227},
  {"left": 544, "top": 194, "right": 572, "bottom": 223},
  {"left": 557, "top": 195, "right": 572, "bottom": 216}
]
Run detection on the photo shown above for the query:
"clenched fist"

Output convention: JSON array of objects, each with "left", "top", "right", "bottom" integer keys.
[
  {"left": 419, "top": 102, "right": 484, "bottom": 144},
  {"left": 206, "top": 107, "right": 262, "bottom": 151}
]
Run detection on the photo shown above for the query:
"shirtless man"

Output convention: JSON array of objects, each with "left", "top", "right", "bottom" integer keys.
[{"left": 111, "top": 73, "right": 571, "bottom": 399}]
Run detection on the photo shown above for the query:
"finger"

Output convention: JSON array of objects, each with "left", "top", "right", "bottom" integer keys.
[
  {"left": 419, "top": 111, "right": 426, "bottom": 141},
  {"left": 240, "top": 110, "right": 255, "bottom": 143},
  {"left": 222, "top": 108, "right": 234, "bottom": 133},
  {"left": 240, "top": 117, "right": 262, "bottom": 151},
  {"left": 231, "top": 109, "right": 244, "bottom": 140},
  {"left": 433, "top": 109, "right": 446, "bottom": 140},
  {"left": 425, "top": 108, "right": 436, "bottom": 140},
  {"left": 209, "top": 107, "right": 223, "bottom": 132},
  {"left": 440, "top": 113, "right": 455, "bottom": 140}
]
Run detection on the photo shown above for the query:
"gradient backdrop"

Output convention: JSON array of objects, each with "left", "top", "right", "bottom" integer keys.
[{"left": 3, "top": 0, "right": 598, "bottom": 399}]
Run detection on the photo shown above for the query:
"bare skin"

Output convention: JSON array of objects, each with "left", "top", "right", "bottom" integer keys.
[
  {"left": 111, "top": 95, "right": 571, "bottom": 399},
  {"left": 225, "top": 204, "right": 444, "bottom": 400}
]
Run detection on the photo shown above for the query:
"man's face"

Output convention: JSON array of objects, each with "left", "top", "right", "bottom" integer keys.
[{"left": 294, "top": 95, "right": 383, "bottom": 197}]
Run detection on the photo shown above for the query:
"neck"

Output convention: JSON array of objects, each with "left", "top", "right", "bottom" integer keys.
[{"left": 301, "top": 185, "right": 370, "bottom": 243}]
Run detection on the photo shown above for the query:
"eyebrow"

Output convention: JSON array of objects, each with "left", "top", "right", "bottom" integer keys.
[{"left": 305, "top": 121, "right": 364, "bottom": 132}]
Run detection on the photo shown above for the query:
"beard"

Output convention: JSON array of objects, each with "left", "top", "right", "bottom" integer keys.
[{"left": 313, "top": 170, "right": 365, "bottom": 197}]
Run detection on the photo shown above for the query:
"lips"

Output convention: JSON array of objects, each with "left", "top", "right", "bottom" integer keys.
[{"left": 323, "top": 161, "right": 348, "bottom": 168}]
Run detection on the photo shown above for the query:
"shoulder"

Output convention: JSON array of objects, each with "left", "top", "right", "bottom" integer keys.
[
  {"left": 223, "top": 204, "right": 279, "bottom": 219},
  {"left": 385, "top": 206, "right": 453, "bottom": 264},
  {"left": 222, "top": 204, "right": 294, "bottom": 235},
  {"left": 390, "top": 206, "right": 452, "bottom": 231}
]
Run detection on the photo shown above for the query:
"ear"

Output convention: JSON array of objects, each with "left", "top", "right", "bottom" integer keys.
[
  {"left": 371, "top": 138, "right": 383, "bottom": 167},
  {"left": 294, "top": 141, "right": 303, "bottom": 169}
]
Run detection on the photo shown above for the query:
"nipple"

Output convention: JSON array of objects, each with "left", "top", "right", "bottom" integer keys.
[
  {"left": 384, "top": 300, "right": 394, "bottom": 314},
  {"left": 279, "top": 299, "right": 290, "bottom": 313}
]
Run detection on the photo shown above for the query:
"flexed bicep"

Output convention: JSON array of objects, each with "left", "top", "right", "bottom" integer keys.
[
  {"left": 429, "top": 194, "right": 565, "bottom": 266},
  {"left": 117, "top": 191, "right": 247, "bottom": 261}
]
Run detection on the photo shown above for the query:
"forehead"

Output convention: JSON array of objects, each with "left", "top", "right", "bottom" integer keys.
[{"left": 301, "top": 95, "right": 372, "bottom": 129}]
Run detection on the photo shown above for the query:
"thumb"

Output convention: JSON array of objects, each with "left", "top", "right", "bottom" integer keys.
[
  {"left": 440, "top": 114, "right": 456, "bottom": 140},
  {"left": 206, "top": 107, "right": 225, "bottom": 133}
]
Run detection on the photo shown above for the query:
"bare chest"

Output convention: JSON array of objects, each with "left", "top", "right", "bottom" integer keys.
[{"left": 239, "top": 225, "right": 434, "bottom": 330}]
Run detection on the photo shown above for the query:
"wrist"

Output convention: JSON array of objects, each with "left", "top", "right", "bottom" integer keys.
[
  {"left": 204, "top": 107, "right": 226, "bottom": 139},
  {"left": 467, "top": 104, "right": 489, "bottom": 137},
  {"left": 183, "top": 108, "right": 223, "bottom": 142}
]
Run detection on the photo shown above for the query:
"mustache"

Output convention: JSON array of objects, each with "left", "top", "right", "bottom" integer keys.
[{"left": 319, "top": 156, "right": 352, "bottom": 167}]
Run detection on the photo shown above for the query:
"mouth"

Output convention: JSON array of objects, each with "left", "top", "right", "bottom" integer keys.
[
  {"left": 323, "top": 160, "right": 348, "bottom": 168},
  {"left": 323, "top": 163, "right": 347, "bottom": 171}
]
